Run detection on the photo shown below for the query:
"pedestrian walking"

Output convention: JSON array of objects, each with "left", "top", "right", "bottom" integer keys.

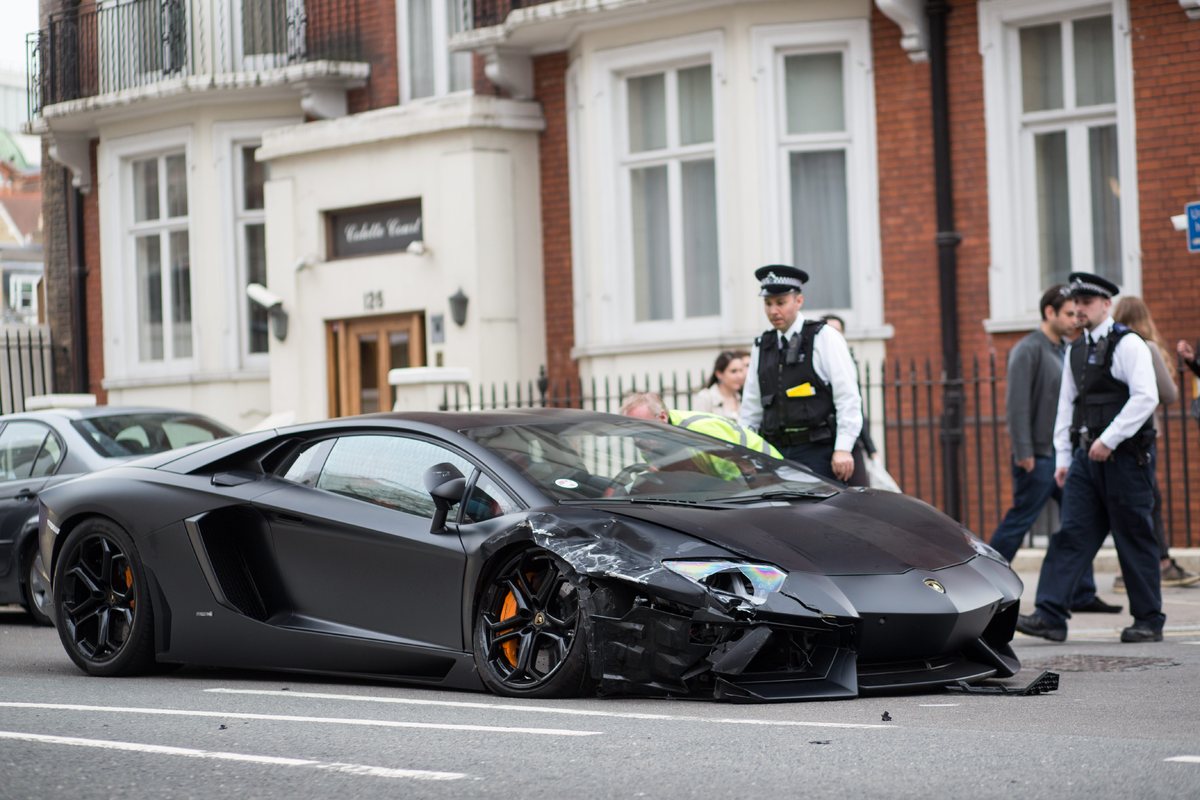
[
  {"left": 740, "top": 265, "right": 864, "bottom": 484},
  {"left": 692, "top": 350, "right": 750, "bottom": 421},
  {"left": 1112, "top": 297, "right": 1200, "bottom": 589},
  {"left": 1017, "top": 272, "right": 1165, "bottom": 643},
  {"left": 990, "top": 286, "right": 1115, "bottom": 613}
]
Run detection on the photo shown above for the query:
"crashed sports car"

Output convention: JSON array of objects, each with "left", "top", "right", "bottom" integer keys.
[{"left": 37, "top": 409, "right": 1021, "bottom": 702}]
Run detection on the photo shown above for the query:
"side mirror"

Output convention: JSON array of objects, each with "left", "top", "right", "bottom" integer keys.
[{"left": 423, "top": 462, "right": 467, "bottom": 532}]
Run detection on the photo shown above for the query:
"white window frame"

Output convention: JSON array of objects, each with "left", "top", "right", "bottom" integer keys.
[
  {"left": 214, "top": 119, "right": 300, "bottom": 371},
  {"left": 591, "top": 31, "right": 729, "bottom": 344},
  {"left": 7, "top": 274, "right": 39, "bottom": 319},
  {"left": 396, "top": 0, "right": 473, "bottom": 103},
  {"left": 752, "top": 20, "right": 883, "bottom": 333},
  {"left": 980, "top": 0, "right": 1138, "bottom": 330},
  {"left": 99, "top": 127, "right": 195, "bottom": 381}
]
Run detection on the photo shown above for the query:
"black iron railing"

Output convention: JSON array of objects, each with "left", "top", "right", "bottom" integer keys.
[
  {"left": 27, "top": 0, "right": 362, "bottom": 116},
  {"left": 1, "top": 327, "right": 55, "bottom": 415},
  {"left": 438, "top": 359, "right": 1200, "bottom": 549}
]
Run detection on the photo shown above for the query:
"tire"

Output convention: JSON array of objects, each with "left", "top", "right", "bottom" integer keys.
[
  {"left": 52, "top": 517, "right": 156, "bottom": 676},
  {"left": 20, "top": 544, "right": 53, "bottom": 627},
  {"left": 473, "top": 549, "right": 593, "bottom": 698}
]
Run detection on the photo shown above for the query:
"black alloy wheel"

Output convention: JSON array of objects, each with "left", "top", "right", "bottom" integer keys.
[
  {"left": 21, "top": 546, "right": 53, "bottom": 626},
  {"left": 474, "top": 549, "right": 592, "bottom": 698},
  {"left": 53, "top": 518, "right": 155, "bottom": 676}
]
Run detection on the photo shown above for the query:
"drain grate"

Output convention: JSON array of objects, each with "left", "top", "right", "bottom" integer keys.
[{"left": 1023, "top": 655, "right": 1179, "bottom": 673}]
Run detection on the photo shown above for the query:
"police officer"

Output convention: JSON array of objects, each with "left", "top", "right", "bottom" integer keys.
[
  {"left": 1017, "top": 272, "right": 1164, "bottom": 644},
  {"left": 740, "top": 265, "right": 863, "bottom": 483}
]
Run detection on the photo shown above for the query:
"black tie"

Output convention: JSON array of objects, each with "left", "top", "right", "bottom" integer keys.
[
  {"left": 1086, "top": 332, "right": 1097, "bottom": 364},
  {"left": 780, "top": 333, "right": 789, "bottom": 350}
]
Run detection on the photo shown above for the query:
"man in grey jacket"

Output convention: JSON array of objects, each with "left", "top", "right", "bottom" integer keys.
[{"left": 989, "top": 286, "right": 1119, "bottom": 613}]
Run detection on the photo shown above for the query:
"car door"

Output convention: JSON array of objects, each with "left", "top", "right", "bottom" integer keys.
[
  {"left": 0, "top": 422, "right": 64, "bottom": 595},
  {"left": 257, "top": 433, "right": 474, "bottom": 652}
]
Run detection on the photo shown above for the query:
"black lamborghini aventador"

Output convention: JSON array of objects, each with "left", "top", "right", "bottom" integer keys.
[{"left": 36, "top": 409, "right": 1022, "bottom": 702}]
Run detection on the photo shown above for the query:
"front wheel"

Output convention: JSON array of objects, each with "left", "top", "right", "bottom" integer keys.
[
  {"left": 52, "top": 518, "right": 156, "bottom": 676},
  {"left": 473, "top": 549, "right": 592, "bottom": 698}
]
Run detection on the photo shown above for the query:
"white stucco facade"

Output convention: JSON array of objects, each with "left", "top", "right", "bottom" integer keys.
[{"left": 256, "top": 94, "right": 547, "bottom": 423}]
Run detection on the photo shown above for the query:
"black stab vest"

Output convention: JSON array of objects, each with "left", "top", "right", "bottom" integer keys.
[
  {"left": 756, "top": 320, "right": 835, "bottom": 440},
  {"left": 1069, "top": 323, "right": 1155, "bottom": 444}
]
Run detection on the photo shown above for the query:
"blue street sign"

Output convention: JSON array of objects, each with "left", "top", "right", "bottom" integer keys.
[{"left": 1189, "top": 201, "right": 1200, "bottom": 253}]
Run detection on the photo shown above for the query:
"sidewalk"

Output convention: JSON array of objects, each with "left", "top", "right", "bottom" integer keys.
[{"left": 1009, "top": 546, "right": 1200, "bottom": 574}]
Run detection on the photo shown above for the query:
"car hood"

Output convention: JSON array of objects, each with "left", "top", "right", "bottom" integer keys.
[{"left": 599, "top": 489, "right": 978, "bottom": 575}]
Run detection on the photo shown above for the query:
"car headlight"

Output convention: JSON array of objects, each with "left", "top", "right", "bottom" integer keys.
[
  {"left": 963, "top": 530, "right": 1008, "bottom": 565},
  {"left": 663, "top": 560, "right": 787, "bottom": 606}
]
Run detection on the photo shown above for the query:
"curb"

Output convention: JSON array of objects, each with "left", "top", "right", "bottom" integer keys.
[{"left": 1009, "top": 547, "right": 1200, "bottom": 574}]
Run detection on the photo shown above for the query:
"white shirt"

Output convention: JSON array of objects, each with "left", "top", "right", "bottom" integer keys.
[
  {"left": 740, "top": 311, "right": 864, "bottom": 452},
  {"left": 1052, "top": 315, "right": 1159, "bottom": 469}
]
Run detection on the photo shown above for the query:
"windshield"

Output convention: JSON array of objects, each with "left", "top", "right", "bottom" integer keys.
[
  {"left": 464, "top": 418, "right": 836, "bottom": 503},
  {"left": 72, "top": 413, "right": 235, "bottom": 458}
]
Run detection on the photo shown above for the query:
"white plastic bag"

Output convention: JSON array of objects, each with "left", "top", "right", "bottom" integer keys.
[{"left": 864, "top": 457, "right": 901, "bottom": 493}]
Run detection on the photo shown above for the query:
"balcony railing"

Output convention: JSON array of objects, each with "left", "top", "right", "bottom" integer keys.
[{"left": 26, "top": 0, "right": 362, "bottom": 118}]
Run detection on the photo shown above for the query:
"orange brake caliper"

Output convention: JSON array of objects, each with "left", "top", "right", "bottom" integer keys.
[
  {"left": 124, "top": 565, "right": 135, "bottom": 609},
  {"left": 499, "top": 591, "right": 518, "bottom": 665}
]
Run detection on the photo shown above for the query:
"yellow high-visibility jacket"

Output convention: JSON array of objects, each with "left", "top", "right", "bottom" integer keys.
[{"left": 667, "top": 409, "right": 783, "bottom": 479}]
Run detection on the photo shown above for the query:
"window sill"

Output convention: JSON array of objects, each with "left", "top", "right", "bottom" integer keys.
[
  {"left": 102, "top": 369, "right": 270, "bottom": 391},
  {"left": 982, "top": 317, "right": 1040, "bottom": 334}
]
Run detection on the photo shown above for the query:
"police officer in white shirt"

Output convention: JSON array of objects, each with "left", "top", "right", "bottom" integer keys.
[
  {"left": 740, "top": 265, "right": 864, "bottom": 484},
  {"left": 1017, "top": 271, "right": 1165, "bottom": 644}
]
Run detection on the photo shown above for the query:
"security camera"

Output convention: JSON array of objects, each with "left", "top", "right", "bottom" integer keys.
[
  {"left": 246, "top": 283, "right": 282, "bottom": 309},
  {"left": 406, "top": 240, "right": 427, "bottom": 256}
]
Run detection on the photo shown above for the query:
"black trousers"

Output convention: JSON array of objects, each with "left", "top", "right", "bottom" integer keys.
[{"left": 779, "top": 441, "right": 868, "bottom": 486}]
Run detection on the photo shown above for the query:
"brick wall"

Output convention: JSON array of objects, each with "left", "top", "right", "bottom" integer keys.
[
  {"left": 347, "top": 0, "right": 399, "bottom": 113},
  {"left": 83, "top": 139, "right": 105, "bottom": 403},
  {"left": 533, "top": 51, "right": 577, "bottom": 386}
]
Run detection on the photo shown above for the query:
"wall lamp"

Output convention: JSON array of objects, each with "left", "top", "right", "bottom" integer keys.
[
  {"left": 448, "top": 288, "right": 469, "bottom": 327},
  {"left": 246, "top": 283, "right": 289, "bottom": 341}
]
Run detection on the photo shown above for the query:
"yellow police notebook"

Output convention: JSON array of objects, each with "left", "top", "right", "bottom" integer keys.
[{"left": 786, "top": 382, "right": 816, "bottom": 398}]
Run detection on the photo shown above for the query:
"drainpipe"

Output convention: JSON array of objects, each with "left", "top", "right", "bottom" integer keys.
[
  {"left": 927, "top": 0, "right": 963, "bottom": 521},
  {"left": 67, "top": 178, "right": 88, "bottom": 393}
]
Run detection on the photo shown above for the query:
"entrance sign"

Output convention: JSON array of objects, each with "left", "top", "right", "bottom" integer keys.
[{"left": 327, "top": 199, "right": 423, "bottom": 259}]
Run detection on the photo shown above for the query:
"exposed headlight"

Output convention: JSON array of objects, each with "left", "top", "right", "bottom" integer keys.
[
  {"left": 663, "top": 560, "right": 787, "bottom": 606},
  {"left": 963, "top": 530, "right": 1008, "bottom": 565}
]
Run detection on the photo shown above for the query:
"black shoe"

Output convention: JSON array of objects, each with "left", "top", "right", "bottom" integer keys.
[
  {"left": 1119, "top": 624, "right": 1163, "bottom": 643},
  {"left": 1016, "top": 613, "right": 1067, "bottom": 642},
  {"left": 1070, "top": 597, "right": 1123, "bottom": 614}
]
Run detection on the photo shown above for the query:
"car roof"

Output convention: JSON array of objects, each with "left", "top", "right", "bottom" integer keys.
[
  {"left": 0, "top": 406, "right": 211, "bottom": 423},
  {"left": 348, "top": 408, "right": 624, "bottom": 431}
]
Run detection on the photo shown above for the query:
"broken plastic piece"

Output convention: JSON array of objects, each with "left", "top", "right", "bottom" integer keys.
[
  {"left": 881, "top": 711, "right": 892, "bottom": 721},
  {"left": 945, "top": 670, "right": 1060, "bottom": 696}
]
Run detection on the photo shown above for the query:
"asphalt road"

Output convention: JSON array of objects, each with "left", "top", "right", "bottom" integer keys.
[{"left": 2, "top": 574, "right": 1199, "bottom": 800}]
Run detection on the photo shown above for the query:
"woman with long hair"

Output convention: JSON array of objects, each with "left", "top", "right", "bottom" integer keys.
[
  {"left": 1112, "top": 296, "right": 1199, "bottom": 589},
  {"left": 692, "top": 350, "right": 750, "bottom": 421}
]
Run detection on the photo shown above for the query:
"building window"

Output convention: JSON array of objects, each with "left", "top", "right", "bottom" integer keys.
[
  {"left": 753, "top": 21, "right": 880, "bottom": 325},
  {"left": 128, "top": 151, "right": 191, "bottom": 363},
  {"left": 622, "top": 62, "right": 720, "bottom": 322},
  {"left": 235, "top": 143, "right": 269, "bottom": 356},
  {"left": 980, "top": 0, "right": 1136, "bottom": 327},
  {"left": 400, "top": 0, "right": 472, "bottom": 101},
  {"left": 7, "top": 275, "right": 39, "bottom": 321}
]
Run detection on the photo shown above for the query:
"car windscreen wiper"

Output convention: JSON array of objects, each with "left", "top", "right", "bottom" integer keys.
[
  {"left": 559, "top": 497, "right": 734, "bottom": 509},
  {"left": 715, "top": 488, "right": 837, "bottom": 504}
]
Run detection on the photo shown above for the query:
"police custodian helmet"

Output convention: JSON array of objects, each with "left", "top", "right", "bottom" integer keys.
[{"left": 755, "top": 264, "right": 809, "bottom": 296}]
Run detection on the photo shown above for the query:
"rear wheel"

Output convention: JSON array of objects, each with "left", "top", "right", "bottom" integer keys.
[
  {"left": 52, "top": 518, "right": 155, "bottom": 676},
  {"left": 474, "top": 549, "right": 592, "bottom": 698},
  {"left": 20, "top": 545, "right": 53, "bottom": 626}
]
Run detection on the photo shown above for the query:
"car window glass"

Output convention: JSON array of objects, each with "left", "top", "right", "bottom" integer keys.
[
  {"left": 316, "top": 435, "right": 474, "bottom": 518},
  {"left": 0, "top": 421, "right": 50, "bottom": 481},
  {"left": 71, "top": 413, "right": 233, "bottom": 457},
  {"left": 30, "top": 432, "right": 64, "bottom": 478},
  {"left": 462, "top": 473, "right": 519, "bottom": 523},
  {"left": 114, "top": 424, "right": 152, "bottom": 453},
  {"left": 162, "top": 420, "right": 222, "bottom": 448},
  {"left": 281, "top": 440, "right": 334, "bottom": 487}
]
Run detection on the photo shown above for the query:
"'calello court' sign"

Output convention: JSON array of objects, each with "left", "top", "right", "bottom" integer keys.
[{"left": 327, "top": 199, "right": 423, "bottom": 259}]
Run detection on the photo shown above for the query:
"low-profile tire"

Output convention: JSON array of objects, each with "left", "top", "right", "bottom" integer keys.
[
  {"left": 52, "top": 517, "right": 156, "bottom": 676},
  {"left": 20, "top": 544, "right": 53, "bottom": 626},
  {"left": 474, "top": 548, "right": 593, "bottom": 698}
]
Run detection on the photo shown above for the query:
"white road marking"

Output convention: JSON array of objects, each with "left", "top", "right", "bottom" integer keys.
[
  {"left": 1164, "top": 756, "right": 1200, "bottom": 764},
  {"left": 918, "top": 703, "right": 960, "bottom": 707},
  {"left": 0, "top": 702, "right": 599, "bottom": 737},
  {"left": 0, "top": 730, "right": 466, "bottom": 780},
  {"left": 205, "top": 688, "right": 892, "bottom": 729}
]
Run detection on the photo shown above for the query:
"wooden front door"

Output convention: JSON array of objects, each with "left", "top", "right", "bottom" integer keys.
[{"left": 327, "top": 313, "right": 425, "bottom": 417}]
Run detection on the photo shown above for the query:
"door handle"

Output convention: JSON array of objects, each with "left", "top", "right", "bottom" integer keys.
[{"left": 13, "top": 489, "right": 36, "bottom": 501}]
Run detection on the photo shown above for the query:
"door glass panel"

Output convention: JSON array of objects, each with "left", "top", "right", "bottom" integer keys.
[
  {"left": 317, "top": 435, "right": 474, "bottom": 517},
  {"left": 627, "top": 73, "right": 667, "bottom": 153},
  {"left": 1074, "top": 15, "right": 1115, "bottom": 107},
  {"left": 1035, "top": 130, "right": 1072, "bottom": 286},
  {"left": 242, "top": 145, "right": 266, "bottom": 210},
  {"left": 631, "top": 165, "right": 671, "bottom": 321},
  {"left": 408, "top": 0, "right": 435, "bottom": 98},
  {"left": 358, "top": 333, "right": 380, "bottom": 412},
  {"left": 0, "top": 422, "right": 50, "bottom": 481},
  {"left": 389, "top": 330, "right": 411, "bottom": 410},
  {"left": 463, "top": 473, "right": 519, "bottom": 523},
  {"left": 1021, "top": 24, "right": 1064, "bottom": 113},
  {"left": 784, "top": 53, "right": 844, "bottom": 135}
]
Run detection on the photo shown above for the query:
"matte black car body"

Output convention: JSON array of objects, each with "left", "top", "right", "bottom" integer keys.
[
  {"left": 37, "top": 409, "right": 1022, "bottom": 701},
  {"left": 0, "top": 406, "right": 232, "bottom": 623}
]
